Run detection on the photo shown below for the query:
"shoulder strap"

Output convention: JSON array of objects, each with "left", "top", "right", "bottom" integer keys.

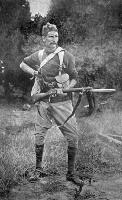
[
  {"left": 38, "top": 49, "right": 44, "bottom": 64},
  {"left": 38, "top": 47, "right": 64, "bottom": 71},
  {"left": 58, "top": 50, "right": 64, "bottom": 75}
]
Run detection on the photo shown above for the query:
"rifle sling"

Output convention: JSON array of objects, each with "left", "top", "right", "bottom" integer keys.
[
  {"left": 36, "top": 93, "right": 82, "bottom": 127},
  {"left": 61, "top": 92, "right": 83, "bottom": 127}
]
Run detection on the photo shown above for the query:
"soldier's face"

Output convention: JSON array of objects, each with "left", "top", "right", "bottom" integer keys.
[{"left": 43, "top": 31, "right": 59, "bottom": 50}]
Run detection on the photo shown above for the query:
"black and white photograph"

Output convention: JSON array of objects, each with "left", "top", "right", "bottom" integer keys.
[{"left": 0, "top": 0, "right": 122, "bottom": 199}]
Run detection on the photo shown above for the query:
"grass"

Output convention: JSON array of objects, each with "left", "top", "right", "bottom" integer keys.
[
  {"left": 76, "top": 108, "right": 122, "bottom": 179},
  {"left": 0, "top": 101, "right": 122, "bottom": 197},
  {"left": 0, "top": 128, "right": 35, "bottom": 195}
]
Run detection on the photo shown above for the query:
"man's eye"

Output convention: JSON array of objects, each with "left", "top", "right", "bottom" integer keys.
[{"left": 49, "top": 35, "right": 58, "bottom": 38}]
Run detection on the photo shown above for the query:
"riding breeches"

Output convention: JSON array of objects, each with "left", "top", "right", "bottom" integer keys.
[{"left": 35, "top": 100, "right": 78, "bottom": 148}]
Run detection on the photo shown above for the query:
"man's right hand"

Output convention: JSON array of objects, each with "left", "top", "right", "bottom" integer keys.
[
  {"left": 47, "top": 88, "right": 66, "bottom": 97},
  {"left": 33, "top": 70, "right": 38, "bottom": 77},
  {"left": 47, "top": 88, "right": 57, "bottom": 96}
]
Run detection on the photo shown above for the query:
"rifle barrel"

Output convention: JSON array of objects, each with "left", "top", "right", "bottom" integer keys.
[
  {"left": 91, "top": 89, "right": 116, "bottom": 93},
  {"left": 63, "top": 88, "right": 116, "bottom": 93}
]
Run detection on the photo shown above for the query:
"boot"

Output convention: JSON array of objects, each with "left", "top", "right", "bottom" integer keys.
[
  {"left": 35, "top": 144, "right": 44, "bottom": 170},
  {"left": 66, "top": 146, "right": 84, "bottom": 187},
  {"left": 29, "top": 144, "right": 48, "bottom": 182}
]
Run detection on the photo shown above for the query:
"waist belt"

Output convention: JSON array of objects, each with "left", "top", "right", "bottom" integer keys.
[{"left": 43, "top": 95, "right": 71, "bottom": 103}]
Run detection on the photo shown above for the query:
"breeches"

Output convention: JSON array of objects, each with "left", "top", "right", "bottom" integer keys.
[{"left": 35, "top": 100, "right": 78, "bottom": 148}]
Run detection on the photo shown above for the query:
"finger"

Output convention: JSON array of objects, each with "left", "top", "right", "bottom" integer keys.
[{"left": 57, "top": 89, "right": 63, "bottom": 94}]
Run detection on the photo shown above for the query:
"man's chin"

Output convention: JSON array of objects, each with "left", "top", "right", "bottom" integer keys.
[
  {"left": 45, "top": 44, "right": 58, "bottom": 52},
  {"left": 49, "top": 45, "right": 57, "bottom": 50},
  {"left": 51, "top": 44, "right": 57, "bottom": 48}
]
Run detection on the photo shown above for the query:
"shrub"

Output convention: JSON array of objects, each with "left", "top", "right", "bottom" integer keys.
[{"left": 64, "top": 33, "right": 122, "bottom": 90}]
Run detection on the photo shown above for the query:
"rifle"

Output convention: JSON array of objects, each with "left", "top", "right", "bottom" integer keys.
[
  {"left": 62, "top": 87, "right": 116, "bottom": 125},
  {"left": 33, "top": 87, "right": 116, "bottom": 126},
  {"left": 33, "top": 87, "right": 116, "bottom": 103}
]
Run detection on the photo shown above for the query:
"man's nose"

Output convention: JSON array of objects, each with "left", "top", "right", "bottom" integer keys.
[{"left": 53, "top": 36, "right": 58, "bottom": 40}]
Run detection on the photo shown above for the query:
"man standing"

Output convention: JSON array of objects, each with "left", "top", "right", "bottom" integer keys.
[{"left": 20, "top": 22, "right": 84, "bottom": 186}]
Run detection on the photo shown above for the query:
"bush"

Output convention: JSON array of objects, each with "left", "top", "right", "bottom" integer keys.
[{"left": 64, "top": 32, "right": 122, "bottom": 90}]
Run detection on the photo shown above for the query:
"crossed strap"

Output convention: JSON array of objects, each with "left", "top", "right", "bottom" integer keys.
[{"left": 38, "top": 47, "right": 64, "bottom": 72}]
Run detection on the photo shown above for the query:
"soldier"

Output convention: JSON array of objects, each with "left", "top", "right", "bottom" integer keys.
[{"left": 20, "top": 22, "right": 84, "bottom": 187}]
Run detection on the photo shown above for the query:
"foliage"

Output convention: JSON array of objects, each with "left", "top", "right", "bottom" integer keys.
[
  {"left": 21, "top": 13, "right": 45, "bottom": 38},
  {"left": 0, "top": 0, "right": 31, "bottom": 26},
  {"left": 45, "top": 0, "right": 122, "bottom": 90},
  {"left": 0, "top": 0, "right": 33, "bottom": 95},
  {"left": 0, "top": 0, "right": 30, "bottom": 63},
  {"left": 0, "top": 0, "right": 122, "bottom": 93},
  {"left": 47, "top": 0, "right": 122, "bottom": 44},
  {"left": 64, "top": 30, "right": 122, "bottom": 89}
]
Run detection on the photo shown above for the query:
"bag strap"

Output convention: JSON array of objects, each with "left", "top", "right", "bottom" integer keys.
[
  {"left": 58, "top": 50, "right": 64, "bottom": 76},
  {"left": 38, "top": 49, "right": 44, "bottom": 64},
  {"left": 38, "top": 47, "right": 64, "bottom": 72}
]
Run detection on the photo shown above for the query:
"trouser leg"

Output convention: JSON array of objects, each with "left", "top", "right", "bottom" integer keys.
[
  {"left": 35, "top": 101, "right": 53, "bottom": 169},
  {"left": 51, "top": 100, "right": 78, "bottom": 148},
  {"left": 50, "top": 101, "right": 84, "bottom": 186},
  {"left": 29, "top": 101, "right": 52, "bottom": 182}
]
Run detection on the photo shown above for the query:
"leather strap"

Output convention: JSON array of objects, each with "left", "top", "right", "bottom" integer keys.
[
  {"left": 38, "top": 47, "right": 64, "bottom": 72},
  {"left": 61, "top": 92, "right": 83, "bottom": 127}
]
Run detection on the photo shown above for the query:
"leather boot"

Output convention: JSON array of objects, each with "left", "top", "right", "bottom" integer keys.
[
  {"left": 29, "top": 144, "right": 48, "bottom": 182},
  {"left": 35, "top": 144, "right": 44, "bottom": 169},
  {"left": 66, "top": 146, "right": 84, "bottom": 187}
]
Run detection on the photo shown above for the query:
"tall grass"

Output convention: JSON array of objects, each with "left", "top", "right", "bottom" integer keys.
[
  {"left": 0, "top": 127, "right": 35, "bottom": 195},
  {"left": 77, "top": 109, "right": 122, "bottom": 179}
]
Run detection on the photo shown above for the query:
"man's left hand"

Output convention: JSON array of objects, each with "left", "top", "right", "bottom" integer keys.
[
  {"left": 56, "top": 88, "right": 67, "bottom": 96},
  {"left": 56, "top": 88, "right": 63, "bottom": 94},
  {"left": 48, "top": 88, "right": 66, "bottom": 96}
]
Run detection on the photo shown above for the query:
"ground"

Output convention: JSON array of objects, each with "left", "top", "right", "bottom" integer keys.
[
  {"left": 4, "top": 173, "right": 122, "bottom": 200},
  {"left": 0, "top": 97, "right": 122, "bottom": 200}
]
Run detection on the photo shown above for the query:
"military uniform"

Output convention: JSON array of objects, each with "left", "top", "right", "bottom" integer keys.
[
  {"left": 20, "top": 23, "right": 84, "bottom": 187},
  {"left": 24, "top": 49, "right": 78, "bottom": 148}
]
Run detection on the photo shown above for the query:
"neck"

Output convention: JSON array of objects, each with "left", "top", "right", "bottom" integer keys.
[{"left": 44, "top": 46, "right": 58, "bottom": 54}]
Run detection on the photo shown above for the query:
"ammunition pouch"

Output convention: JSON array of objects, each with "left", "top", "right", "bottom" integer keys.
[
  {"left": 38, "top": 77, "right": 57, "bottom": 93},
  {"left": 55, "top": 73, "right": 70, "bottom": 89},
  {"left": 37, "top": 72, "right": 70, "bottom": 94}
]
